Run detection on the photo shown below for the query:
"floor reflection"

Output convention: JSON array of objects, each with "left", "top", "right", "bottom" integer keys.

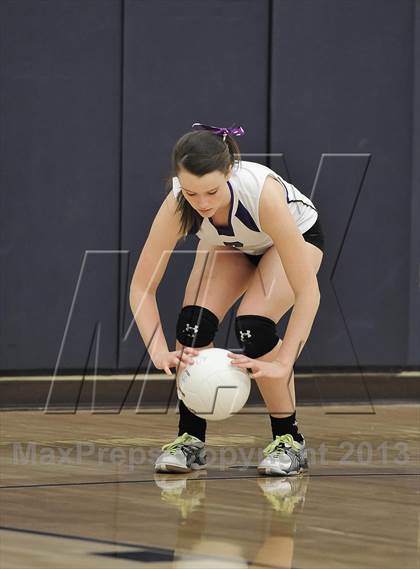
[{"left": 153, "top": 472, "right": 310, "bottom": 568}]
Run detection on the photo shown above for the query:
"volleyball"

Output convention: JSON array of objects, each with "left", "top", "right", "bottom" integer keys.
[{"left": 177, "top": 348, "right": 251, "bottom": 421}]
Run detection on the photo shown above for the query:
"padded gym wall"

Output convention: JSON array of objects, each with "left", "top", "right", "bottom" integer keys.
[{"left": 1, "top": 0, "right": 417, "bottom": 373}]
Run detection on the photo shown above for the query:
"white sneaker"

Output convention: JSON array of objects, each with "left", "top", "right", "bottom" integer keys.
[
  {"left": 154, "top": 433, "right": 207, "bottom": 473},
  {"left": 258, "top": 434, "right": 307, "bottom": 476}
]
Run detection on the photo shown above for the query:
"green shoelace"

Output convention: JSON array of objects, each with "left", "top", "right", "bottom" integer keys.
[
  {"left": 161, "top": 432, "right": 197, "bottom": 454},
  {"left": 263, "top": 434, "right": 301, "bottom": 457}
]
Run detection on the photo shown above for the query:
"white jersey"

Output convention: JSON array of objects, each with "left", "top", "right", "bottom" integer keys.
[{"left": 172, "top": 160, "right": 318, "bottom": 255}]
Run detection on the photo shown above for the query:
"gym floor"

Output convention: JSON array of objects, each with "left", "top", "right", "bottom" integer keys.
[{"left": 1, "top": 404, "right": 418, "bottom": 568}]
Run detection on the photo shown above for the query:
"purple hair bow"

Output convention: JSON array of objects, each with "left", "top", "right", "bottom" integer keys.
[{"left": 191, "top": 122, "right": 245, "bottom": 140}]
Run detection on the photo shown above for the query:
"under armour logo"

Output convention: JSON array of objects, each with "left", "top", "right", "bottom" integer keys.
[
  {"left": 185, "top": 323, "right": 199, "bottom": 337},
  {"left": 223, "top": 241, "right": 244, "bottom": 248},
  {"left": 239, "top": 329, "right": 252, "bottom": 342}
]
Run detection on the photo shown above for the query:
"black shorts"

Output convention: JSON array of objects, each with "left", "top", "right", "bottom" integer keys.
[{"left": 244, "top": 216, "right": 325, "bottom": 267}]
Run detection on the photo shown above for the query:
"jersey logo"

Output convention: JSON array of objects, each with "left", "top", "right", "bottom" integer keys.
[{"left": 223, "top": 241, "right": 244, "bottom": 248}]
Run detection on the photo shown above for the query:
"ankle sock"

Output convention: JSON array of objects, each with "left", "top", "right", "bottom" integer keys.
[
  {"left": 178, "top": 400, "right": 206, "bottom": 442},
  {"left": 270, "top": 411, "right": 304, "bottom": 443}
]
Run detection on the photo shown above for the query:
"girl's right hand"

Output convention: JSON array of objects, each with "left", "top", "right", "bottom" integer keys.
[{"left": 153, "top": 347, "right": 199, "bottom": 376}]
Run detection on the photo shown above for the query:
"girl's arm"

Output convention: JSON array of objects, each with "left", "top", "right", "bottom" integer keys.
[
  {"left": 129, "top": 192, "right": 190, "bottom": 372},
  {"left": 258, "top": 176, "right": 321, "bottom": 368}
]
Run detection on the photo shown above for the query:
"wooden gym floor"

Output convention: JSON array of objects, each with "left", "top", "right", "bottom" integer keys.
[{"left": 0, "top": 404, "right": 419, "bottom": 568}]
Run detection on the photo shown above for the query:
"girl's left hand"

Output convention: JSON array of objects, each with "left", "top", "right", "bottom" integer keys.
[{"left": 227, "top": 352, "right": 293, "bottom": 381}]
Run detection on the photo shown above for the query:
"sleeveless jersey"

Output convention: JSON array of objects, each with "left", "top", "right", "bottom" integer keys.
[{"left": 172, "top": 160, "right": 318, "bottom": 255}]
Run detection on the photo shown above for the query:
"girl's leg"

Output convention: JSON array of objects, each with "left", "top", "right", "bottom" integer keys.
[
  {"left": 237, "top": 242, "right": 323, "bottom": 437},
  {"left": 176, "top": 241, "right": 255, "bottom": 440}
]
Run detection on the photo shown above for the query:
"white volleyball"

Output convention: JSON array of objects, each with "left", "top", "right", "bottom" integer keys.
[{"left": 177, "top": 348, "right": 251, "bottom": 421}]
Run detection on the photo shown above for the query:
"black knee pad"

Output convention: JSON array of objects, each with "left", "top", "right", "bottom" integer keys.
[
  {"left": 235, "top": 315, "right": 279, "bottom": 358},
  {"left": 176, "top": 305, "right": 219, "bottom": 348}
]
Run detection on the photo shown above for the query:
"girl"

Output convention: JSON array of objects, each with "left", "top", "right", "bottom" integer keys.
[{"left": 129, "top": 122, "right": 324, "bottom": 476}]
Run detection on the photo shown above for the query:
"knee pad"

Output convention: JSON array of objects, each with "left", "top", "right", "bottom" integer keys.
[
  {"left": 176, "top": 305, "right": 219, "bottom": 348},
  {"left": 235, "top": 315, "right": 279, "bottom": 358}
]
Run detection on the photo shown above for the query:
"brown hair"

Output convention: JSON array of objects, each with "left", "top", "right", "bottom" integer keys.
[{"left": 165, "top": 129, "right": 242, "bottom": 237}]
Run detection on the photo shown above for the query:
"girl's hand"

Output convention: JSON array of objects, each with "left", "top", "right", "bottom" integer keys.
[
  {"left": 153, "top": 348, "right": 199, "bottom": 376},
  {"left": 227, "top": 352, "right": 293, "bottom": 381}
]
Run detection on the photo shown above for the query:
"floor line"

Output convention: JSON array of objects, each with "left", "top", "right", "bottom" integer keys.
[
  {"left": 0, "top": 525, "right": 286, "bottom": 569},
  {"left": 0, "top": 471, "right": 418, "bottom": 490}
]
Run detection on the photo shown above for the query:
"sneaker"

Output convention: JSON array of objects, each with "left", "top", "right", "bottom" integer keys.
[
  {"left": 258, "top": 434, "right": 308, "bottom": 476},
  {"left": 257, "top": 475, "right": 308, "bottom": 515},
  {"left": 154, "top": 432, "right": 207, "bottom": 473}
]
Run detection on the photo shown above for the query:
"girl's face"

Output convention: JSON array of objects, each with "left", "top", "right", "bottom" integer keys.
[{"left": 178, "top": 167, "right": 232, "bottom": 217}]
